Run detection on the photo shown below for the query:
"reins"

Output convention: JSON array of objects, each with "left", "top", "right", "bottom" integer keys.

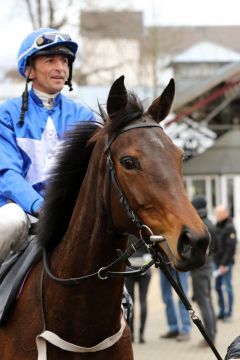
[
  {"left": 43, "top": 238, "right": 223, "bottom": 360},
  {"left": 148, "top": 244, "right": 223, "bottom": 360},
  {"left": 43, "top": 237, "right": 150, "bottom": 285}
]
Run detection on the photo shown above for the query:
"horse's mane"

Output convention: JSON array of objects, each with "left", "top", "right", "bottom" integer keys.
[
  {"left": 38, "top": 122, "right": 100, "bottom": 250},
  {"left": 38, "top": 91, "right": 144, "bottom": 250}
]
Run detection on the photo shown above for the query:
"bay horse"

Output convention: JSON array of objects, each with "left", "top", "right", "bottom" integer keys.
[{"left": 0, "top": 76, "right": 209, "bottom": 359}]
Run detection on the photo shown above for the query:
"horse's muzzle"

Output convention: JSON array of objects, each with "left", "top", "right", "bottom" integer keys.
[{"left": 176, "top": 226, "right": 210, "bottom": 270}]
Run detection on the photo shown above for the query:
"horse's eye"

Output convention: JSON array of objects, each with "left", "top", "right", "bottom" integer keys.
[{"left": 120, "top": 156, "right": 139, "bottom": 170}]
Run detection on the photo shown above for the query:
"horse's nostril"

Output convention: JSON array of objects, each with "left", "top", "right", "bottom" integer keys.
[
  {"left": 178, "top": 230, "right": 193, "bottom": 258},
  {"left": 177, "top": 225, "right": 210, "bottom": 267},
  {"left": 181, "top": 239, "right": 192, "bottom": 254}
]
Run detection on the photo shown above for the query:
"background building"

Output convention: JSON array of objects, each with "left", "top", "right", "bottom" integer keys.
[{"left": 183, "top": 128, "right": 240, "bottom": 235}]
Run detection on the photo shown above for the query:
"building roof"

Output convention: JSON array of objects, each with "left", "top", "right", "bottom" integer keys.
[
  {"left": 140, "top": 26, "right": 240, "bottom": 60},
  {"left": 183, "top": 128, "right": 240, "bottom": 175},
  {"left": 172, "top": 61, "right": 240, "bottom": 112},
  {"left": 172, "top": 41, "right": 240, "bottom": 63}
]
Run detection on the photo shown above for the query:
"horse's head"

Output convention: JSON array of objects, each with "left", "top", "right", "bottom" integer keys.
[{"left": 104, "top": 76, "right": 210, "bottom": 271}]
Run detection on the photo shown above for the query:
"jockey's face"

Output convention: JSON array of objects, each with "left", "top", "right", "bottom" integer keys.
[{"left": 26, "top": 54, "right": 69, "bottom": 94}]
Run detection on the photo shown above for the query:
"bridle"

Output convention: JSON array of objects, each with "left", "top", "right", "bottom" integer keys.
[
  {"left": 42, "top": 121, "right": 223, "bottom": 360},
  {"left": 43, "top": 121, "right": 166, "bottom": 284}
]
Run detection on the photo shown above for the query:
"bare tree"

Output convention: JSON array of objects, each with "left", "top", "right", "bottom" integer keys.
[{"left": 23, "top": 0, "right": 75, "bottom": 29}]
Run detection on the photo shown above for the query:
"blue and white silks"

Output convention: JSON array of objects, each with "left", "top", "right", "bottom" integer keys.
[{"left": 0, "top": 88, "right": 96, "bottom": 214}]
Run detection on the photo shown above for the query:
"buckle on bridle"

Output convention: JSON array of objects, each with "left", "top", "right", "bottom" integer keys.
[
  {"left": 150, "top": 235, "right": 165, "bottom": 242},
  {"left": 139, "top": 225, "right": 165, "bottom": 243},
  {"left": 97, "top": 267, "right": 108, "bottom": 280}
]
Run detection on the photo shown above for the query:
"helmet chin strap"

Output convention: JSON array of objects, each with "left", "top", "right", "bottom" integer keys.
[{"left": 65, "top": 61, "right": 73, "bottom": 91}]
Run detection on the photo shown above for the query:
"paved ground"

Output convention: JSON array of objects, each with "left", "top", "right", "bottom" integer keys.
[{"left": 132, "top": 247, "right": 240, "bottom": 360}]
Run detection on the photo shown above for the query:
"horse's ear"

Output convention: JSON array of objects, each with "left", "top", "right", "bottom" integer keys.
[
  {"left": 147, "top": 78, "right": 175, "bottom": 123},
  {"left": 107, "top": 75, "right": 128, "bottom": 115}
]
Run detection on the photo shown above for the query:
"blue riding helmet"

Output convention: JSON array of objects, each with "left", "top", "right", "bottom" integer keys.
[{"left": 17, "top": 27, "right": 78, "bottom": 78}]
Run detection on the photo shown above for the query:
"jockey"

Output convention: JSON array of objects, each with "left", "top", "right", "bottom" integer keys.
[{"left": 0, "top": 28, "right": 96, "bottom": 264}]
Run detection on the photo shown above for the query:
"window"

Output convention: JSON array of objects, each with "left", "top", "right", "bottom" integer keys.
[{"left": 191, "top": 179, "right": 206, "bottom": 198}]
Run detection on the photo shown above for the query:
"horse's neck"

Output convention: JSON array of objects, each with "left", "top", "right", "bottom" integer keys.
[
  {"left": 54, "top": 149, "right": 118, "bottom": 275},
  {"left": 45, "top": 147, "right": 126, "bottom": 336}
]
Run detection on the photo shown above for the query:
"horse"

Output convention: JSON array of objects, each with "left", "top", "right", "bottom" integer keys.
[{"left": 0, "top": 76, "right": 210, "bottom": 359}]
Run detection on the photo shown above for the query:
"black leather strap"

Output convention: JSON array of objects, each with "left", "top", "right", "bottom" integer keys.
[
  {"left": 151, "top": 248, "right": 223, "bottom": 360},
  {"left": 104, "top": 123, "right": 162, "bottom": 153},
  {"left": 43, "top": 238, "right": 146, "bottom": 285}
]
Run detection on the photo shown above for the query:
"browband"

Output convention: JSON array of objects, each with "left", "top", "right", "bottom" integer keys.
[{"left": 104, "top": 123, "right": 162, "bottom": 153}]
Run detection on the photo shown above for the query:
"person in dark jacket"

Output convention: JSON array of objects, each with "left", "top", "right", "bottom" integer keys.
[
  {"left": 191, "top": 195, "right": 217, "bottom": 346},
  {"left": 214, "top": 205, "right": 237, "bottom": 321},
  {"left": 225, "top": 336, "right": 240, "bottom": 359}
]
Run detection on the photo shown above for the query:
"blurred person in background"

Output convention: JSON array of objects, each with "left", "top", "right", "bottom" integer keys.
[
  {"left": 191, "top": 194, "right": 217, "bottom": 346},
  {"left": 214, "top": 204, "right": 237, "bottom": 322},
  {"left": 159, "top": 262, "right": 191, "bottom": 342},
  {"left": 125, "top": 235, "right": 152, "bottom": 344}
]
